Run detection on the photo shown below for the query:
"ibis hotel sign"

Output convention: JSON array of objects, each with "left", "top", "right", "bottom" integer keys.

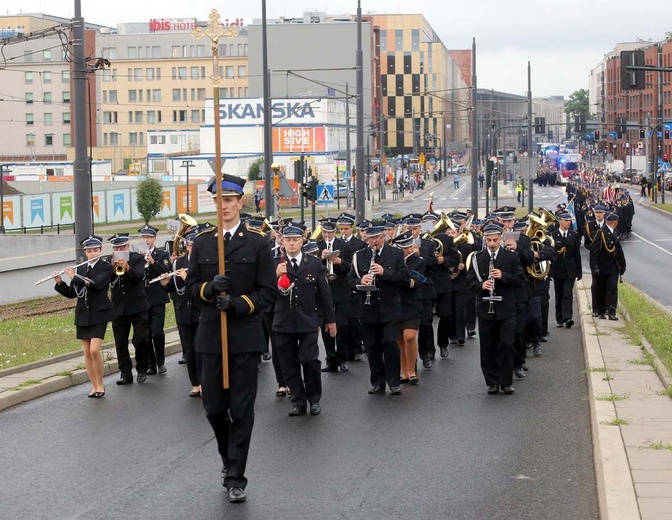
[
  {"left": 149, "top": 17, "right": 244, "bottom": 32},
  {"left": 205, "top": 98, "right": 324, "bottom": 127}
]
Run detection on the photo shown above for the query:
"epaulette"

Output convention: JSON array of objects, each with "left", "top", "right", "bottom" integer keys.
[
  {"left": 246, "top": 226, "right": 267, "bottom": 238},
  {"left": 197, "top": 226, "right": 216, "bottom": 238}
]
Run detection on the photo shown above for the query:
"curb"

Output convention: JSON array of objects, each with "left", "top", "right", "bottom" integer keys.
[
  {"left": 0, "top": 340, "right": 182, "bottom": 413},
  {"left": 576, "top": 277, "right": 640, "bottom": 520}
]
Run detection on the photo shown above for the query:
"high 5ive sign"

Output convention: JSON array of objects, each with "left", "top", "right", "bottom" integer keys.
[{"left": 205, "top": 98, "right": 325, "bottom": 127}]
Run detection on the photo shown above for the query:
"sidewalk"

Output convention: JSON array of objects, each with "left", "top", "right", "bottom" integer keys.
[
  {"left": 0, "top": 329, "right": 181, "bottom": 412},
  {"left": 577, "top": 276, "right": 672, "bottom": 520}
]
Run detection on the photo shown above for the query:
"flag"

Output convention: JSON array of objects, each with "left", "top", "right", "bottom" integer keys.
[{"left": 566, "top": 199, "right": 577, "bottom": 231}]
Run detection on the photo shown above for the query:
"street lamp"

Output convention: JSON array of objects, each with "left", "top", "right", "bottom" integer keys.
[
  {"left": 0, "top": 164, "right": 11, "bottom": 233},
  {"left": 180, "top": 160, "right": 194, "bottom": 214}
]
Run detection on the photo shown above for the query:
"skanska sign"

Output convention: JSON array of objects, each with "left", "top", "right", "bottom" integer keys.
[{"left": 205, "top": 98, "right": 324, "bottom": 127}]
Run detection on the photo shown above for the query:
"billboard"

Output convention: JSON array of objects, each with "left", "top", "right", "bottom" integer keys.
[
  {"left": 273, "top": 127, "right": 326, "bottom": 153},
  {"left": 205, "top": 98, "right": 325, "bottom": 127}
]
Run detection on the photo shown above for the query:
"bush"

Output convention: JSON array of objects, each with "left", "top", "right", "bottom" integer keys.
[
  {"left": 136, "top": 177, "right": 163, "bottom": 225},
  {"left": 248, "top": 157, "right": 264, "bottom": 181}
]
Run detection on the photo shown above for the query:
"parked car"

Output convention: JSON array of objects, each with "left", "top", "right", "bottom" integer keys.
[
  {"left": 115, "top": 169, "right": 128, "bottom": 176},
  {"left": 326, "top": 180, "right": 354, "bottom": 199},
  {"left": 456, "top": 164, "right": 466, "bottom": 174}
]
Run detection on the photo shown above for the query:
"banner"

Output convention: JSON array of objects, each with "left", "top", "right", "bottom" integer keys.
[{"left": 273, "top": 127, "right": 326, "bottom": 153}]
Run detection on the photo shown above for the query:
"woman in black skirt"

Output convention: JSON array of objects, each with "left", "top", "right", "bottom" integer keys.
[{"left": 54, "top": 235, "right": 116, "bottom": 398}]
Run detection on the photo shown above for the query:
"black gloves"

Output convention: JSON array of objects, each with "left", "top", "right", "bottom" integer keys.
[
  {"left": 216, "top": 294, "right": 233, "bottom": 311},
  {"left": 212, "top": 274, "right": 229, "bottom": 294}
]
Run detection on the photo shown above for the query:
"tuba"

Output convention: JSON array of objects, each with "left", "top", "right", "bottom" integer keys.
[
  {"left": 309, "top": 224, "right": 323, "bottom": 242},
  {"left": 174, "top": 213, "right": 198, "bottom": 257},
  {"left": 524, "top": 212, "right": 555, "bottom": 280},
  {"left": 422, "top": 212, "right": 456, "bottom": 256}
]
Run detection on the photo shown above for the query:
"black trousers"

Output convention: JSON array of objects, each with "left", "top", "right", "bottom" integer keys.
[
  {"left": 177, "top": 321, "right": 199, "bottom": 386},
  {"left": 275, "top": 331, "right": 322, "bottom": 408},
  {"left": 554, "top": 278, "right": 575, "bottom": 323},
  {"left": 435, "top": 291, "right": 452, "bottom": 348},
  {"left": 593, "top": 274, "right": 619, "bottom": 316},
  {"left": 198, "top": 351, "right": 260, "bottom": 491},
  {"left": 360, "top": 321, "right": 401, "bottom": 388},
  {"left": 346, "top": 296, "right": 363, "bottom": 357},
  {"left": 147, "top": 304, "right": 166, "bottom": 369},
  {"left": 466, "top": 292, "right": 477, "bottom": 332},
  {"left": 478, "top": 315, "right": 516, "bottom": 387},
  {"left": 112, "top": 311, "right": 150, "bottom": 376},
  {"left": 322, "top": 301, "right": 349, "bottom": 366},
  {"left": 513, "top": 301, "right": 528, "bottom": 369},
  {"left": 418, "top": 299, "right": 436, "bottom": 359},
  {"left": 262, "top": 311, "right": 286, "bottom": 387},
  {"left": 526, "top": 296, "right": 542, "bottom": 346},
  {"left": 541, "top": 278, "right": 550, "bottom": 336},
  {"left": 448, "top": 289, "right": 469, "bottom": 341}
]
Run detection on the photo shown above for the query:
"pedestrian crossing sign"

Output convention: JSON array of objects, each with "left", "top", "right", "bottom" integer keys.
[{"left": 317, "top": 184, "right": 334, "bottom": 204}]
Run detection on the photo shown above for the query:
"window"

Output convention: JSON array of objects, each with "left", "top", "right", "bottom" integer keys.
[
  {"left": 147, "top": 111, "right": 156, "bottom": 124},
  {"left": 110, "top": 132, "right": 119, "bottom": 145},
  {"left": 105, "top": 47, "right": 117, "bottom": 60},
  {"left": 152, "top": 89, "right": 161, "bottom": 102},
  {"left": 135, "top": 111, "right": 143, "bottom": 123},
  {"left": 45, "top": 113, "right": 53, "bottom": 125},
  {"left": 139, "top": 132, "right": 144, "bottom": 145},
  {"left": 243, "top": 44, "right": 248, "bottom": 56},
  {"left": 128, "top": 111, "right": 133, "bottom": 124},
  {"left": 238, "top": 65, "right": 247, "bottom": 78},
  {"left": 103, "top": 111, "right": 118, "bottom": 123},
  {"left": 395, "top": 30, "right": 403, "bottom": 51},
  {"left": 128, "top": 47, "right": 138, "bottom": 59},
  {"left": 24, "top": 50, "right": 33, "bottom": 63},
  {"left": 26, "top": 113, "right": 34, "bottom": 126},
  {"left": 62, "top": 91, "right": 70, "bottom": 103},
  {"left": 25, "top": 72, "right": 33, "bottom": 84},
  {"left": 172, "top": 89, "right": 181, "bottom": 102},
  {"left": 43, "top": 49, "right": 52, "bottom": 62},
  {"left": 134, "top": 68, "right": 142, "bottom": 81},
  {"left": 380, "top": 30, "right": 387, "bottom": 52},
  {"left": 63, "top": 112, "right": 71, "bottom": 124},
  {"left": 146, "top": 68, "right": 155, "bottom": 81},
  {"left": 404, "top": 53, "right": 412, "bottom": 74},
  {"left": 411, "top": 29, "right": 419, "bottom": 51},
  {"left": 238, "top": 87, "right": 243, "bottom": 98},
  {"left": 190, "top": 67, "right": 200, "bottom": 79},
  {"left": 152, "top": 46, "right": 161, "bottom": 59},
  {"left": 103, "top": 69, "right": 111, "bottom": 82},
  {"left": 138, "top": 89, "right": 143, "bottom": 102},
  {"left": 196, "top": 45, "right": 206, "bottom": 57},
  {"left": 129, "top": 132, "right": 138, "bottom": 145},
  {"left": 237, "top": 44, "right": 243, "bottom": 56},
  {"left": 44, "top": 92, "right": 52, "bottom": 104},
  {"left": 43, "top": 71, "right": 52, "bottom": 84},
  {"left": 127, "top": 68, "right": 133, "bottom": 81},
  {"left": 103, "top": 90, "right": 107, "bottom": 103},
  {"left": 219, "top": 43, "right": 228, "bottom": 56},
  {"left": 225, "top": 66, "right": 234, "bottom": 78},
  {"left": 26, "top": 92, "right": 34, "bottom": 104},
  {"left": 178, "top": 67, "right": 187, "bottom": 79},
  {"left": 45, "top": 134, "right": 54, "bottom": 146},
  {"left": 26, "top": 133, "right": 36, "bottom": 146},
  {"left": 62, "top": 70, "right": 70, "bottom": 83},
  {"left": 156, "top": 68, "right": 161, "bottom": 80},
  {"left": 197, "top": 88, "right": 206, "bottom": 101},
  {"left": 191, "top": 109, "right": 201, "bottom": 123},
  {"left": 173, "top": 110, "right": 187, "bottom": 122},
  {"left": 157, "top": 110, "right": 162, "bottom": 123},
  {"left": 63, "top": 134, "right": 71, "bottom": 146},
  {"left": 108, "top": 90, "right": 116, "bottom": 103},
  {"left": 128, "top": 90, "right": 137, "bottom": 102}
]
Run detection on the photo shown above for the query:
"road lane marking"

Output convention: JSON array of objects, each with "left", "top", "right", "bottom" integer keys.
[
  {"left": 655, "top": 239, "right": 672, "bottom": 242},
  {"left": 631, "top": 232, "right": 672, "bottom": 257}
]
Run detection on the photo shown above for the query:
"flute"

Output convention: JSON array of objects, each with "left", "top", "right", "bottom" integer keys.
[{"left": 148, "top": 268, "right": 188, "bottom": 284}]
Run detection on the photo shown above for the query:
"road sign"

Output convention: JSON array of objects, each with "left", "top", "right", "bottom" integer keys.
[
  {"left": 316, "top": 184, "right": 334, "bottom": 204},
  {"left": 489, "top": 156, "right": 498, "bottom": 163},
  {"left": 341, "top": 170, "right": 351, "bottom": 180}
]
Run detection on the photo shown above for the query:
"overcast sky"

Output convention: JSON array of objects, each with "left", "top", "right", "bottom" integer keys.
[{"left": 10, "top": 0, "right": 672, "bottom": 98}]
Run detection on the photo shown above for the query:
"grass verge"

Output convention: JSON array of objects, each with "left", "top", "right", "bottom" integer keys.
[
  {"left": 619, "top": 282, "right": 672, "bottom": 374},
  {"left": 651, "top": 203, "right": 672, "bottom": 214},
  {"left": 0, "top": 304, "right": 176, "bottom": 370}
]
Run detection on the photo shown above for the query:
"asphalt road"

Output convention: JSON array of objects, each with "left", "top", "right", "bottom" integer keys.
[{"left": 0, "top": 320, "right": 597, "bottom": 516}]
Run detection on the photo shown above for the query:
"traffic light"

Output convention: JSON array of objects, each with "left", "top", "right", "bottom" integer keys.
[
  {"left": 293, "top": 160, "right": 301, "bottom": 182},
  {"left": 664, "top": 153, "right": 670, "bottom": 162},
  {"left": 665, "top": 130, "right": 670, "bottom": 140},
  {"left": 534, "top": 117, "right": 546, "bottom": 135},
  {"left": 594, "top": 130, "right": 600, "bottom": 141},
  {"left": 485, "top": 158, "right": 494, "bottom": 189},
  {"left": 306, "top": 179, "right": 318, "bottom": 201},
  {"left": 574, "top": 115, "right": 586, "bottom": 134},
  {"left": 640, "top": 129, "right": 646, "bottom": 139},
  {"left": 620, "top": 50, "right": 646, "bottom": 90},
  {"left": 616, "top": 117, "right": 627, "bottom": 134}
]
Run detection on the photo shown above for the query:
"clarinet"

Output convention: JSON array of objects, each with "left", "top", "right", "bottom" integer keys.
[{"left": 364, "top": 246, "right": 377, "bottom": 306}]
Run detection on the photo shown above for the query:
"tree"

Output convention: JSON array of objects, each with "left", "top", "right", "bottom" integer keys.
[
  {"left": 248, "top": 157, "right": 264, "bottom": 180},
  {"left": 136, "top": 177, "right": 163, "bottom": 225},
  {"left": 565, "top": 89, "right": 590, "bottom": 119}
]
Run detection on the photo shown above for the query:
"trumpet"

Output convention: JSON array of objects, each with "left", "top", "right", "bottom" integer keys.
[
  {"left": 356, "top": 246, "right": 379, "bottom": 305},
  {"left": 148, "top": 268, "right": 188, "bottom": 284},
  {"left": 35, "top": 255, "right": 103, "bottom": 285},
  {"left": 325, "top": 243, "right": 338, "bottom": 282}
]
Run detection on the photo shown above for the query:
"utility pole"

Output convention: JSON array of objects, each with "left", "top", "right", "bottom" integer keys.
[
  {"left": 261, "top": 0, "right": 274, "bottom": 218},
  {"left": 470, "top": 38, "right": 479, "bottom": 218},
  {"left": 72, "top": 0, "right": 92, "bottom": 262},
  {"left": 346, "top": 82, "right": 352, "bottom": 208},
  {"left": 180, "top": 160, "right": 194, "bottom": 214},
  {"left": 355, "top": 0, "right": 365, "bottom": 222},
  {"left": 527, "top": 61, "right": 534, "bottom": 214}
]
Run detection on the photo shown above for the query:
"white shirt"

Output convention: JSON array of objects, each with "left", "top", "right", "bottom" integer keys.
[
  {"left": 287, "top": 252, "right": 303, "bottom": 267},
  {"left": 222, "top": 221, "right": 241, "bottom": 238}
]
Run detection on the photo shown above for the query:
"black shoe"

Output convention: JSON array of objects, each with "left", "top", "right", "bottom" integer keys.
[
  {"left": 368, "top": 385, "right": 384, "bottom": 394},
  {"left": 608, "top": 315, "right": 619, "bottom": 321},
  {"left": 137, "top": 373, "right": 147, "bottom": 383},
  {"left": 533, "top": 346, "right": 542, "bottom": 357},
  {"left": 467, "top": 330, "right": 476, "bottom": 337},
  {"left": 539, "top": 336, "right": 548, "bottom": 343},
  {"left": 338, "top": 362, "right": 350, "bottom": 372},
  {"left": 88, "top": 391, "right": 97, "bottom": 398},
  {"left": 598, "top": 314, "right": 606, "bottom": 320},
  {"left": 178, "top": 357, "right": 187, "bottom": 365},
  {"left": 321, "top": 364, "right": 338, "bottom": 373},
  {"left": 565, "top": 319, "right": 574, "bottom": 329},
  {"left": 592, "top": 311, "right": 599, "bottom": 317},
  {"left": 400, "top": 378, "right": 410, "bottom": 384},
  {"left": 189, "top": 389, "right": 201, "bottom": 397},
  {"left": 220, "top": 463, "right": 228, "bottom": 487},
  {"left": 522, "top": 364, "right": 530, "bottom": 371},
  {"left": 116, "top": 375, "right": 133, "bottom": 385},
  {"left": 353, "top": 353, "right": 364, "bottom": 361},
  {"left": 449, "top": 340, "right": 458, "bottom": 345},
  {"left": 501, "top": 385, "right": 515, "bottom": 394},
  {"left": 288, "top": 405, "right": 307, "bottom": 416},
  {"left": 409, "top": 376, "right": 419, "bottom": 385},
  {"left": 440, "top": 347, "right": 449, "bottom": 358},
  {"left": 227, "top": 487, "right": 247, "bottom": 503},
  {"left": 309, "top": 402, "right": 321, "bottom": 415},
  {"left": 158, "top": 365, "right": 167, "bottom": 375},
  {"left": 487, "top": 385, "right": 499, "bottom": 394},
  {"left": 556, "top": 322, "right": 565, "bottom": 328},
  {"left": 458, "top": 338, "right": 465, "bottom": 345},
  {"left": 422, "top": 358, "right": 433, "bottom": 369},
  {"left": 262, "top": 351, "right": 272, "bottom": 361},
  {"left": 514, "top": 368, "right": 526, "bottom": 379},
  {"left": 146, "top": 368, "right": 157, "bottom": 376},
  {"left": 389, "top": 386, "right": 402, "bottom": 395}
]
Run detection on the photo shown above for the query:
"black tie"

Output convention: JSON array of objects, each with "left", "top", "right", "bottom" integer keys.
[
  {"left": 491, "top": 251, "right": 496, "bottom": 263},
  {"left": 224, "top": 231, "right": 231, "bottom": 247},
  {"left": 291, "top": 258, "right": 299, "bottom": 273},
  {"left": 87, "top": 264, "right": 92, "bottom": 276}
]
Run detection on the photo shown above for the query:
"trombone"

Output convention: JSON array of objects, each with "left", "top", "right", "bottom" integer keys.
[{"left": 35, "top": 256, "right": 103, "bottom": 285}]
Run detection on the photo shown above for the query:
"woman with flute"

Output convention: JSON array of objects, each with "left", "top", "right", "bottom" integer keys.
[{"left": 54, "top": 235, "right": 116, "bottom": 398}]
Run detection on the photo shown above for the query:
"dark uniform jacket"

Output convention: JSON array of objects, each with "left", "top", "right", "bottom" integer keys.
[
  {"left": 510, "top": 233, "right": 535, "bottom": 303},
  {"left": 110, "top": 252, "right": 150, "bottom": 317},
  {"left": 186, "top": 224, "right": 278, "bottom": 356},
  {"left": 418, "top": 237, "right": 438, "bottom": 300},
  {"left": 347, "top": 243, "right": 410, "bottom": 324},
  {"left": 144, "top": 247, "right": 171, "bottom": 306},
  {"left": 466, "top": 247, "right": 525, "bottom": 320},
  {"left": 584, "top": 219, "right": 606, "bottom": 249},
  {"left": 431, "top": 234, "right": 460, "bottom": 295},
  {"left": 400, "top": 253, "right": 426, "bottom": 321},
  {"left": 524, "top": 239, "right": 555, "bottom": 297},
  {"left": 55, "top": 259, "right": 116, "bottom": 326},
  {"left": 550, "top": 228, "right": 582, "bottom": 280},
  {"left": 451, "top": 239, "right": 479, "bottom": 292},
  {"left": 272, "top": 255, "right": 336, "bottom": 334},
  {"left": 343, "top": 235, "right": 366, "bottom": 256},
  {"left": 590, "top": 226, "right": 626, "bottom": 276},
  {"left": 317, "top": 237, "right": 352, "bottom": 304},
  {"left": 162, "top": 255, "right": 199, "bottom": 325}
]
